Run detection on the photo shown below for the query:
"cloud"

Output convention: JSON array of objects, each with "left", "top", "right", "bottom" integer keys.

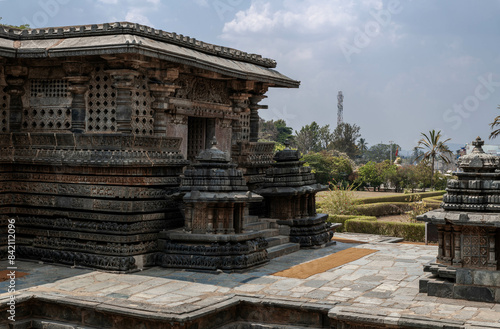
[
  {"left": 125, "top": 9, "right": 153, "bottom": 26},
  {"left": 222, "top": 0, "right": 357, "bottom": 36},
  {"left": 97, "top": 0, "right": 119, "bottom": 4},
  {"left": 193, "top": 0, "right": 209, "bottom": 7}
]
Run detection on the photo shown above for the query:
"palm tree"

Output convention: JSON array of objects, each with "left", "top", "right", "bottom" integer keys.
[
  {"left": 357, "top": 138, "right": 368, "bottom": 153},
  {"left": 416, "top": 130, "right": 453, "bottom": 189},
  {"left": 489, "top": 105, "right": 500, "bottom": 139}
]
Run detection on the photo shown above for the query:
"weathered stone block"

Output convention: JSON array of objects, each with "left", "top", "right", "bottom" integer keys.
[
  {"left": 454, "top": 285, "right": 495, "bottom": 303},
  {"left": 455, "top": 268, "right": 473, "bottom": 285},
  {"left": 427, "top": 280, "right": 454, "bottom": 298},
  {"left": 472, "top": 269, "right": 500, "bottom": 287},
  {"left": 419, "top": 278, "right": 429, "bottom": 293}
]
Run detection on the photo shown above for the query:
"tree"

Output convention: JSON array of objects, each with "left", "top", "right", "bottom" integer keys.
[
  {"left": 416, "top": 130, "right": 453, "bottom": 189},
  {"left": 364, "top": 143, "right": 401, "bottom": 163},
  {"left": 259, "top": 118, "right": 278, "bottom": 141},
  {"left": 294, "top": 121, "right": 333, "bottom": 154},
  {"left": 489, "top": 105, "right": 500, "bottom": 139},
  {"left": 331, "top": 122, "right": 361, "bottom": 159},
  {"left": 411, "top": 146, "right": 423, "bottom": 164},
  {"left": 274, "top": 119, "right": 294, "bottom": 144},
  {"left": 301, "top": 151, "right": 353, "bottom": 185},
  {"left": 357, "top": 138, "right": 368, "bottom": 153},
  {"left": 0, "top": 18, "right": 29, "bottom": 29},
  {"left": 355, "top": 161, "right": 384, "bottom": 190}
]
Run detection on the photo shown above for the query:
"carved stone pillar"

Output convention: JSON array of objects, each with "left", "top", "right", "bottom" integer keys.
[
  {"left": 4, "top": 65, "right": 28, "bottom": 132},
  {"left": 443, "top": 225, "right": 452, "bottom": 265},
  {"left": 437, "top": 225, "right": 445, "bottom": 263},
  {"left": 230, "top": 93, "right": 250, "bottom": 143},
  {"left": 249, "top": 95, "right": 266, "bottom": 142},
  {"left": 63, "top": 61, "right": 91, "bottom": 133},
  {"left": 149, "top": 84, "right": 177, "bottom": 136},
  {"left": 453, "top": 226, "right": 462, "bottom": 267},
  {"left": 488, "top": 228, "right": 497, "bottom": 270},
  {"left": 106, "top": 69, "right": 139, "bottom": 134}
]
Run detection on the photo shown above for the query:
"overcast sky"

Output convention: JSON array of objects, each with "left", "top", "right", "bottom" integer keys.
[{"left": 2, "top": 0, "right": 500, "bottom": 151}]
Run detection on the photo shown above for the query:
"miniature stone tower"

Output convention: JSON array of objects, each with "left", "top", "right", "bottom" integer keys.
[
  {"left": 418, "top": 137, "right": 500, "bottom": 302},
  {"left": 157, "top": 139, "right": 268, "bottom": 271},
  {"left": 255, "top": 141, "right": 339, "bottom": 248}
]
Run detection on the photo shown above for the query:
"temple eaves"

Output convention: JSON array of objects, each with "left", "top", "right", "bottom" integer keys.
[{"left": 0, "top": 21, "right": 300, "bottom": 88}]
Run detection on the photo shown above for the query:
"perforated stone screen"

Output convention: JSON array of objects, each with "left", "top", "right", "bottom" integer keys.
[
  {"left": 240, "top": 112, "right": 250, "bottom": 141},
  {"left": 22, "top": 79, "right": 72, "bottom": 131},
  {"left": 131, "top": 75, "right": 154, "bottom": 135},
  {"left": 87, "top": 66, "right": 117, "bottom": 133},
  {"left": 0, "top": 90, "right": 8, "bottom": 133}
]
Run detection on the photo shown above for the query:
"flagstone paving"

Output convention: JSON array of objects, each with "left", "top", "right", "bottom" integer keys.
[{"left": 1, "top": 232, "right": 500, "bottom": 328}]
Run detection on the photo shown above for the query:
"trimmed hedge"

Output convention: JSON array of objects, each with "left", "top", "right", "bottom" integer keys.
[
  {"left": 356, "top": 191, "right": 446, "bottom": 204},
  {"left": 345, "top": 219, "right": 425, "bottom": 242},
  {"left": 327, "top": 214, "right": 376, "bottom": 232},
  {"left": 355, "top": 202, "right": 413, "bottom": 217}
]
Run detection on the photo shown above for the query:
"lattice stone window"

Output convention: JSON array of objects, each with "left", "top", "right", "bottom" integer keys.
[
  {"left": 87, "top": 66, "right": 117, "bottom": 133},
  {"left": 462, "top": 226, "right": 489, "bottom": 267},
  {"left": 131, "top": 75, "right": 154, "bottom": 135},
  {"left": 30, "top": 79, "right": 69, "bottom": 98},
  {"left": 22, "top": 79, "right": 72, "bottom": 131},
  {"left": 22, "top": 108, "right": 71, "bottom": 130},
  {"left": 240, "top": 112, "right": 250, "bottom": 141},
  {"left": 0, "top": 92, "right": 9, "bottom": 133}
]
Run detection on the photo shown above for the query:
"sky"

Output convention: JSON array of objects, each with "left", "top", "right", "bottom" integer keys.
[{"left": 1, "top": 0, "right": 500, "bottom": 151}]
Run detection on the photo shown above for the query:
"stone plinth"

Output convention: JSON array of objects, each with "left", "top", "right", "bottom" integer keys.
[
  {"left": 418, "top": 137, "right": 500, "bottom": 302},
  {"left": 157, "top": 140, "right": 268, "bottom": 271},
  {"left": 0, "top": 132, "right": 188, "bottom": 272}
]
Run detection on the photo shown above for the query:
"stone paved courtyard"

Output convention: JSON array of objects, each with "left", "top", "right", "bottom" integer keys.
[{"left": 2, "top": 233, "right": 500, "bottom": 328}]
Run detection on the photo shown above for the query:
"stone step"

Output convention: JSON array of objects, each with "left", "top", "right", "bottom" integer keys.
[
  {"left": 267, "top": 242, "right": 301, "bottom": 259},
  {"left": 244, "top": 221, "right": 269, "bottom": 231},
  {"left": 244, "top": 215, "right": 260, "bottom": 224},
  {"left": 266, "top": 235, "right": 290, "bottom": 248},
  {"left": 258, "top": 228, "right": 280, "bottom": 238}
]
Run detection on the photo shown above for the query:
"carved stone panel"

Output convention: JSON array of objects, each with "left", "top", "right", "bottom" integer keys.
[
  {"left": 131, "top": 75, "right": 154, "bottom": 135},
  {"left": 0, "top": 90, "right": 8, "bottom": 133},
  {"left": 87, "top": 66, "right": 117, "bottom": 133},
  {"left": 461, "top": 226, "right": 489, "bottom": 268},
  {"left": 21, "top": 79, "right": 72, "bottom": 131},
  {"left": 174, "top": 74, "right": 230, "bottom": 104}
]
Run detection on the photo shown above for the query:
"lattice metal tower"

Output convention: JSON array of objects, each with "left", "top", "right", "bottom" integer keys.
[{"left": 337, "top": 91, "right": 343, "bottom": 127}]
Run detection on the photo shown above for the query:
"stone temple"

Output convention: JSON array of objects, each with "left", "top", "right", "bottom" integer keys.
[
  {"left": 418, "top": 137, "right": 500, "bottom": 303},
  {"left": 0, "top": 22, "right": 337, "bottom": 272}
]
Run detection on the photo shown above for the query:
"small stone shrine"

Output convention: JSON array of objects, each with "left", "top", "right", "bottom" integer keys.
[
  {"left": 157, "top": 139, "right": 268, "bottom": 271},
  {"left": 418, "top": 137, "right": 500, "bottom": 302},
  {"left": 255, "top": 141, "right": 339, "bottom": 248}
]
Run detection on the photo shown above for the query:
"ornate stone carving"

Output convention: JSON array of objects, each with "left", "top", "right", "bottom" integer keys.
[
  {"left": 4, "top": 65, "right": 28, "bottom": 132},
  {"left": 418, "top": 136, "right": 500, "bottom": 302},
  {"left": 174, "top": 74, "right": 230, "bottom": 104},
  {"left": 87, "top": 65, "right": 117, "bottom": 133}
]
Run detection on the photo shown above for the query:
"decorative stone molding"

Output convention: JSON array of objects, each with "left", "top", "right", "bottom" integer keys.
[
  {"left": 106, "top": 69, "right": 140, "bottom": 133},
  {"left": 4, "top": 65, "right": 28, "bottom": 132},
  {"left": 64, "top": 61, "right": 91, "bottom": 133}
]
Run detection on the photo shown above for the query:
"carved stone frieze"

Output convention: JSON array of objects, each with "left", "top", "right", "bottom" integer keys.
[
  {"left": 174, "top": 74, "right": 230, "bottom": 104},
  {"left": 17, "top": 246, "right": 138, "bottom": 271}
]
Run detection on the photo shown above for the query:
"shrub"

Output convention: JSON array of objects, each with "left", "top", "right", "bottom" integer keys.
[
  {"left": 356, "top": 191, "right": 445, "bottom": 204},
  {"left": 345, "top": 219, "right": 425, "bottom": 242},
  {"left": 355, "top": 202, "right": 413, "bottom": 216},
  {"left": 318, "top": 182, "right": 359, "bottom": 215}
]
